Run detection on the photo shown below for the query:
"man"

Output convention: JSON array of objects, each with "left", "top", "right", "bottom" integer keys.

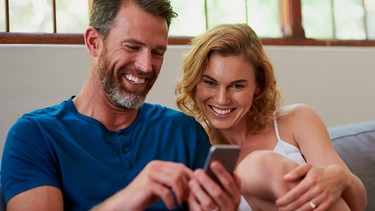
[{"left": 1, "top": 0, "right": 241, "bottom": 210}]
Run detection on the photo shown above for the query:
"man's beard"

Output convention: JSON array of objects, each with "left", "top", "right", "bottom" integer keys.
[{"left": 97, "top": 47, "right": 155, "bottom": 110}]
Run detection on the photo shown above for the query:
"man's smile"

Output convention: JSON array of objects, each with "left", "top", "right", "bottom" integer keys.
[{"left": 125, "top": 74, "right": 146, "bottom": 84}]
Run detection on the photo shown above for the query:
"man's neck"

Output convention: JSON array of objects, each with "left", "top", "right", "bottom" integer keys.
[{"left": 73, "top": 82, "right": 139, "bottom": 132}]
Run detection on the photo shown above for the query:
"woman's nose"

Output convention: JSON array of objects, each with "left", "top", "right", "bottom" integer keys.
[{"left": 216, "top": 88, "right": 230, "bottom": 105}]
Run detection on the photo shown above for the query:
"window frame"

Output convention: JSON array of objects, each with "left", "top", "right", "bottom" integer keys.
[{"left": 1, "top": 0, "right": 375, "bottom": 46}]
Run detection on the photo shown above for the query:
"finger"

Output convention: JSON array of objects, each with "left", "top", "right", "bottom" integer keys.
[
  {"left": 145, "top": 181, "right": 176, "bottom": 210},
  {"left": 309, "top": 195, "right": 329, "bottom": 211},
  {"left": 189, "top": 172, "right": 218, "bottom": 210},
  {"left": 210, "top": 161, "right": 241, "bottom": 203},
  {"left": 188, "top": 192, "right": 212, "bottom": 211},
  {"left": 276, "top": 175, "right": 315, "bottom": 206},
  {"left": 168, "top": 172, "right": 191, "bottom": 204},
  {"left": 283, "top": 163, "right": 312, "bottom": 181},
  {"left": 199, "top": 163, "right": 239, "bottom": 210},
  {"left": 148, "top": 162, "right": 192, "bottom": 204},
  {"left": 295, "top": 200, "right": 318, "bottom": 211},
  {"left": 187, "top": 192, "right": 202, "bottom": 211},
  {"left": 297, "top": 197, "right": 326, "bottom": 211},
  {"left": 305, "top": 193, "right": 340, "bottom": 211},
  {"left": 277, "top": 183, "right": 321, "bottom": 211}
]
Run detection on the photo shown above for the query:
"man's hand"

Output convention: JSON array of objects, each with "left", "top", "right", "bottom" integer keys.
[
  {"left": 188, "top": 161, "right": 241, "bottom": 211},
  {"left": 92, "top": 160, "right": 193, "bottom": 210}
]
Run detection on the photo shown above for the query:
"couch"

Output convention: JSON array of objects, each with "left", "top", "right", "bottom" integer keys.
[
  {"left": 0, "top": 120, "right": 374, "bottom": 210},
  {"left": 328, "top": 120, "right": 375, "bottom": 210}
]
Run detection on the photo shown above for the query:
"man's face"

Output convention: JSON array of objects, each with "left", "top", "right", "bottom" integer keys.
[{"left": 97, "top": 3, "right": 168, "bottom": 110}]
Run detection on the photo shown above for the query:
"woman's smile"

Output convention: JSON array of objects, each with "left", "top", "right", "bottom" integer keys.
[{"left": 210, "top": 105, "right": 236, "bottom": 116}]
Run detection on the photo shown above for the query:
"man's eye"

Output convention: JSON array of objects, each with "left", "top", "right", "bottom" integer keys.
[
  {"left": 125, "top": 45, "right": 139, "bottom": 51},
  {"left": 152, "top": 50, "right": 165, "bottom": 59}
]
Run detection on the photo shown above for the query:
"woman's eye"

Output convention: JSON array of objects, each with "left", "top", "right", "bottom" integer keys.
[
  {"left": 203, "top": 80, "right": 215, "bottom": 86},
  {"left": 232, "top": 84, "right": 244, "bottom": 89}
]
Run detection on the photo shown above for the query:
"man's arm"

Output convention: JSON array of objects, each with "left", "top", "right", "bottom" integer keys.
[{"left": 6, "top": 186, "right": 63, "bottom": 211}]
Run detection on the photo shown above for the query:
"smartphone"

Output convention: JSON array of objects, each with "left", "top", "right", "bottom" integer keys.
[{"left": 203, "top": 145, "right": 241, "bottom": 185}]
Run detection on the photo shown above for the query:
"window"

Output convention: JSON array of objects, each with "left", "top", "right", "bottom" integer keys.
[
  {"left": 169, "top": 0, "right": 282, "bottom": 38},
  {"left": 1, "top": 0, "right": 89, "bottom": 33},
  {"left": 1, "top": 0, "right": 375, "bottom": 46},
  {"left": 302, "top": 0, "right": 375, "bottom": 40}
]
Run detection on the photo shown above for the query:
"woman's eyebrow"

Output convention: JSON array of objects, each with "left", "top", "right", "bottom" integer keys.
[
  {"left": 230, "top": 79, "right": 248, "bottom": 84},
  {"left": 202, "top": 74, "right": 216, "bottom": 81}
]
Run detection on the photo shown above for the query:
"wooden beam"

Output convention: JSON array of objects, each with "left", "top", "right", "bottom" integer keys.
[
  {"left": 5, "top": 0, "right": 9, "bottom": 32},
  {"left": 2, "top": 33, "right": 375, "bottom": 46},
  {"left": 280, "top": 0, "right": 305, "bottom": 38}
]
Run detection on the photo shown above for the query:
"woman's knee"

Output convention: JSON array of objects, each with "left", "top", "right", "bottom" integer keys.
[{"left": 236, "top": 150, "right": 299, "bottom": 199}]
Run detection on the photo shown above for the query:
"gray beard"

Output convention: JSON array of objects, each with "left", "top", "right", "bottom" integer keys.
[
  {"left": 108, "top": 89, "right": 145, "bottom": 110},
  {"left": 101, "top": 76, "right": 146, "bottom": 110}
]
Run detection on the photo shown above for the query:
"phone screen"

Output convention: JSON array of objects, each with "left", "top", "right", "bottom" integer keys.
[{"left": 203, "top": 145, "right": 241, "bottom": 185}]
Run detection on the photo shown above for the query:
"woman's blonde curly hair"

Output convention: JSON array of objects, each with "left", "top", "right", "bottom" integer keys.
[{"left": 175, "top": 23, "right": 282, "bottom": 143}]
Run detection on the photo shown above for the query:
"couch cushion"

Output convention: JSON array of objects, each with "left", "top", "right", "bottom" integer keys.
[{"left": 328, "top": 121, "right": 375, "bottom": 211}]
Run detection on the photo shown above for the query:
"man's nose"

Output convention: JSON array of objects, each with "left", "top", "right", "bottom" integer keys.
[{"left": 135, "top": 50, "right": 153, "bottom": 72}]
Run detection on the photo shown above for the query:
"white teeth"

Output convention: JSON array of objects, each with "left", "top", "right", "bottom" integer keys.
[
  {"left": 212, "top": 106, "right": 232, "bottom": 115},
  {"left": 126, "top": 74, "right": 145, "bottom": 84}
]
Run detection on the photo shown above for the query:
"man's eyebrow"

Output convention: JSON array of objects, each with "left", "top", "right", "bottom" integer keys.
[
  {"left": 122, "top": 39, "right": 167, "bottom": 51},
  {"left": 122, "top": 39, "right": 143, "bottom": 45}
]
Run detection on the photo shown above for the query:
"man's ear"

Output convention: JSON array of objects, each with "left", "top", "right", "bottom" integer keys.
[{"left": 84, "top": 26, "right": 101, "bottom": 57}]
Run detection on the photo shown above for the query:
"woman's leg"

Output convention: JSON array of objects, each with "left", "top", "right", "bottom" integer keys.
[
  {"left": 236, "top": 150, "right": 299, "bottom": 210},
  {"left": 235, "top": 150, "right": 350, "bottom": 211}
]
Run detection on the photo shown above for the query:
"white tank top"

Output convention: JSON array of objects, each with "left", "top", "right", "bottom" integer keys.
[
  {"left": 238, "top": 119, "right": 306, "bottom": 210},
  {"left": 272, "top": 119, "right": 306, "bottom": 164}
]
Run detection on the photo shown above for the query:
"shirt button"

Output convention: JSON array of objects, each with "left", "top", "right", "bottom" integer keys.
[
  {"left": 129, "top": 162, "right": 134, "bottom": 169},
  {"left": 122, "top": 146, "right": 129, "bottom": 153}
]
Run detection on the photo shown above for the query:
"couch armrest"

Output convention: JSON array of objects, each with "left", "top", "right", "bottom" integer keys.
[{"left": 328, "top": 121, "right": 375, "bottom": 211}]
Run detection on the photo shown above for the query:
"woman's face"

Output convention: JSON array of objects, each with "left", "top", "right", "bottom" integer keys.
[{"left": 196, "top": 54, "right": 259, "bottom": 130}]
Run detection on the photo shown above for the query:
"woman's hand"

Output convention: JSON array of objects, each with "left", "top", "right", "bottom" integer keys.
[{"left": 276, "top": 163, "right": 349, "bottom": 210}]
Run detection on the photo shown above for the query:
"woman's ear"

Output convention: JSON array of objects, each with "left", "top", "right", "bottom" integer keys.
[
  {"left": 253, "top": 86, "right": 263, "bottom": 101},
  {"left": 255, "top": 86, "right": 261, "bottom": 95},
  {"left": 84, "top": 26, "right": 101, "bottom": 57}
]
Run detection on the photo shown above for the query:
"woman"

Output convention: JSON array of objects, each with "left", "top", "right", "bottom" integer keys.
[{"left": 175, "top": 23, "right": 366, "bottom": 210}]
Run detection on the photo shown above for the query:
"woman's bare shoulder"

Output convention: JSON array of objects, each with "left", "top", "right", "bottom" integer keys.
[{"left": 277, "top": 103, "right": 317, "bottom": 119}]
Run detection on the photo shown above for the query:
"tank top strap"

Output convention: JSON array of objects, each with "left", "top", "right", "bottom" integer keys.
[{"left": 273, "top": 118, "right": 282, "bottom": 143}]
